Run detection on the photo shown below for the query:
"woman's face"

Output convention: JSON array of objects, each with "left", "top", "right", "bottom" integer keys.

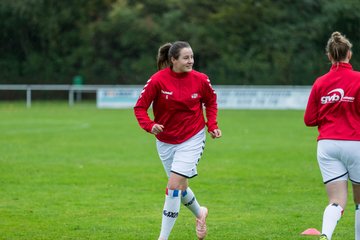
[{"left": 171, "top": 47, "right": 194, "bottom": 73}]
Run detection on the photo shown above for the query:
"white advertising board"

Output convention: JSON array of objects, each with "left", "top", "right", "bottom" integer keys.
[
  {"left": 96, "top": 87, "right": 142, "bottom": 108},
  {"left": 215, "top": 86, "right": 311, "bottom": 109},
  {"left": 97, "top": 86, "right": 311, "bottom": 110}
]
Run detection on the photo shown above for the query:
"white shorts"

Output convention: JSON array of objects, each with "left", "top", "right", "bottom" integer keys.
[
  {"left": 156, "top": 128, "right": 206, "bottom": 178},
  {"left": 317, "top": 140, "right": 360, "bottom": 184}
]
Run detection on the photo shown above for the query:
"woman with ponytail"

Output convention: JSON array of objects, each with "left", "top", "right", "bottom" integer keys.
[
  {"left": 134, "top": 41, "right": 221, "bottom": 240},
  {"left": 304, "top": 32, "right": 360, "bottom": 240}
]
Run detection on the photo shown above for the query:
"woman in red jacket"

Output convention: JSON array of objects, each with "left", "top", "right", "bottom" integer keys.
[
  {"left": 304, "top": 32, "right": 360, "bottom": 240},
  {"left": 134, "top": 41, "right": 221, "bottom": 240}
]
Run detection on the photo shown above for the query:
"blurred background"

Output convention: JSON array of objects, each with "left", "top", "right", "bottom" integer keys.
[{"left": 1, "top": 0, "right": 360, "bottom": 86}]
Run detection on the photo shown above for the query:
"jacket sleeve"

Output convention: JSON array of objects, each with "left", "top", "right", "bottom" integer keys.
[
  {"left": 304, "top": 84, "right": 319, "bottom": 126},
  {"left": 134, "top": 78, "right": 157, "bottom": 133},
  {"left": 202, "top": 78, "right": 219, "bottom": 132}
]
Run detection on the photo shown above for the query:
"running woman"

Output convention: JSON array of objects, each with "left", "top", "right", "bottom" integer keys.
[
  {"left": 304, "top": 31, "right": 360, "bottom": 240},
  {"left": 134, "top": 41, "right": 221, "bottom": 240}
]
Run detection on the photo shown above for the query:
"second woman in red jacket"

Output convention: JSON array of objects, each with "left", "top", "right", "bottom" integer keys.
[{"left": 304, "top": 32, "right": 360, "bottom": 240}]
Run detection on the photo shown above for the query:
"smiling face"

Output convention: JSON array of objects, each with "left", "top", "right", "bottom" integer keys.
[{"left": 171, "top": 47, "right": 194, "bottom": 73}]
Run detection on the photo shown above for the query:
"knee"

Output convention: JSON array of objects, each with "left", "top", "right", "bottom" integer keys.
[
  {"left": 167, "top": 182, "right": 187, "bottom": 191},
  {"left": 167, "top": 173, "right": 188, "bottom": 191}
]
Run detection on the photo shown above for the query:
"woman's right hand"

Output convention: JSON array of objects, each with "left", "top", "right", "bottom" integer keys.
[
  {"left": 151, "top": 124, "right": 164, "bottom": 135},
  {"left": 210, "top": 129, "right": 222, "bottom": 139}
]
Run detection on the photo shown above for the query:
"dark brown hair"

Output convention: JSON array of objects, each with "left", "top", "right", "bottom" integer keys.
[
  {"left": 156, "top": 41, "right": 191, "bottom": 70},
  {"left": 326, "top": 31, "right": 352, "bottom": 62}
]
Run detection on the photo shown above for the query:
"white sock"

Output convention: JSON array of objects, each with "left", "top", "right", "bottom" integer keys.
[
  {"left": 181, "top": 187, "right": 201, "bottom": 218},
  {"left": 159, "top": 188, "right": 181, "bottom": 240},
  {"left": 322, "top": 203, "right": 343, "bottom": 240},
  {"left": 356, "top": 204, "right": 360, "bottom": 240}
]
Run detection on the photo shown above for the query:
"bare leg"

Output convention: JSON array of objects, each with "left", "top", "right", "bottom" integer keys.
[
  {"left": 353, "top": 183, "right": 360, "bottom": 240},
  {"left": 326, "top": 180, "right": 348, "bottom": 208},
  {"left": 168, "top": 172, "right": 188, "bottom": 191}
]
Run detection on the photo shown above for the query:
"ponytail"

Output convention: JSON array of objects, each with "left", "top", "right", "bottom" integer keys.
[{"left": 157, "top": 43, "right": 172, "bottom": 70}]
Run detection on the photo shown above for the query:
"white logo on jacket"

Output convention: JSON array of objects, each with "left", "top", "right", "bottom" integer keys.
[
  {"left": 191, "top": 93, "right": 198, "bottom": 99},
  {"left": 161, "top": 90, "right": 173, "bottom": 95},
  {"left": 321, "top": 88, "right": 354, "bottom": 104},
  {"left": 161, "top": 90, "right": 172, "bottom": 99}
]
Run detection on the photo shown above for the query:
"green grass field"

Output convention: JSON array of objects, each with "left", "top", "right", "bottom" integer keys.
[{"left": 0, "top": 102, "right": 355, "bottom": 239}]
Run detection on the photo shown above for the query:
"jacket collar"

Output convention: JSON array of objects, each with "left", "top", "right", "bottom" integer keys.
[{"left": 330, "top": 62, "right": 353, "bottom": 71}]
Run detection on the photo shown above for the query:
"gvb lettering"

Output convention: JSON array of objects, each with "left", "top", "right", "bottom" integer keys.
[{"left": 321, "top": 93, "right": 341, "bottom": 104}]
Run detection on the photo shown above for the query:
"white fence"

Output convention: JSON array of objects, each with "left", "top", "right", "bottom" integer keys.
[
  {"left": 0, "top": 84, "right": 124, "bottom": 108},
  {"left": 0, "top": 84, "right": 311, "bottom": 109}
]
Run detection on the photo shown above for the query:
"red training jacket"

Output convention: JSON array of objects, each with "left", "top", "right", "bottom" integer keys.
[
  {"left": 304, "top": 62, "right": 360, "bottom": 141},
  {"left": 134, "top": 67, "right": 219, "bottom": 144}
]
